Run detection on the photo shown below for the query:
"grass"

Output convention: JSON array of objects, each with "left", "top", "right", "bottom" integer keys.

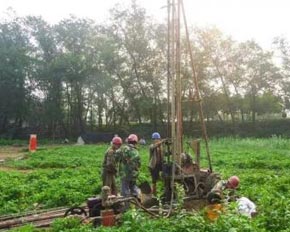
[{"left": 0, "top": 138, "right": 289, "bottom": 231}]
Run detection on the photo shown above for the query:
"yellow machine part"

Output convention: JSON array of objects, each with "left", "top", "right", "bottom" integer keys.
[{"left": 206, "top": 204, "right": 223, "bottom": 221}]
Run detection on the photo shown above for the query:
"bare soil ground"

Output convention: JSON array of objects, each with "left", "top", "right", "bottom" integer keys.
[
  {"left": 0, "top": 146, "right": 29, "bottom": 172},
  {"left": 0, "top": 146, "right": 26, "bottom": 160},
  {"left": 0, "top": 166, "right": 32, "bottom": 173}
]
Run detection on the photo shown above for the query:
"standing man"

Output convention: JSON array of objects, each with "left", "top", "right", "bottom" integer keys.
[
  {"left": 149, "top": 132, "right": 164, "bottom": 195},
  {"left": 119, "top": 134, "right": 141, "bottom": 198},
  {"left": 102, "top": 136, "right": 123, "bottom": 196}
]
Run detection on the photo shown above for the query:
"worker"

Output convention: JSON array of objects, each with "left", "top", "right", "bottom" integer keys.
[
  {"left": 148, "top": 132, "right": 164, "bottom": 195},
  {"left": 206, "top": 176, "right": 240, "bottom": 221},
  {"left": 119, "top": 134, "right": 141, "bottom": 198},
  {"left": 102, "top": 136, "right": 123, "bottom": 195},
  {"left": 207, "top": 176, "right": 240, "bottom": 204}
]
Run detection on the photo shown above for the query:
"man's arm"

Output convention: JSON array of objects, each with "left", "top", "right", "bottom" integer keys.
[{"left": 151, "top": 139, "right": 168, "bottom": 149}]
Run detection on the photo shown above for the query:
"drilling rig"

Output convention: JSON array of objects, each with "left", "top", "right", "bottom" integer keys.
[{"left": 161, "top": 0, "right": 220, "bottom": 210}]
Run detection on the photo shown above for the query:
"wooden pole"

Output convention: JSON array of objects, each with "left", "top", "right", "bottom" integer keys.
[
  {"left": 0, "top": 212, "right": 65, "bottom": 229},
  {"left": 175, "top": 0, "right": 182, "bottom": 168},
  {"left": 167, "top": 0, "right": 171, "bottom": 138},
  {"left": 171, "top": 0, "right": 176, "bottom": 160},
  {"left": 180, "top": 0, "right": 213, "bottom": 171}
]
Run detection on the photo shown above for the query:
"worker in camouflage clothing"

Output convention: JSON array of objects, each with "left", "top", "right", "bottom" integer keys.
[
  {"left": 149, "top": 132, "right": 164, "bottom": 195},
  {"left": 207, "top": 176, "right": 240, "bottom": 204},
  {"left": 119, "top": 134, "right": 141, "bottom": 198},
  {"left": 102, "top": 136, "right": 123, "bottom": 195}
]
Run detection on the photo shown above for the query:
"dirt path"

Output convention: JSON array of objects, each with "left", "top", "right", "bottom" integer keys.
[
  {"left": 0, "top": 146, "right": 29, "bottom": 173},
  {"left": 0, "top": 146, "right": 26, "bottom": 160},
  {"left": 0, "top": 166, "right": 32, "bottom": 173}
]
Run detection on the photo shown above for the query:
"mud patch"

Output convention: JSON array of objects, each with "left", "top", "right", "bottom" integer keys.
[
  {"left": 0, "top": 146, "right": 26, "bottom": 160},
  {"left": 0, "top": 166, "right": 33, "bottom": 173},
  {"left": 0, "top": 146, "right": 29, "bottom": 173}
]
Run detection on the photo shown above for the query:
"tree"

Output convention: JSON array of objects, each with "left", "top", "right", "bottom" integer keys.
[
  {"left": 54, "top": 17, "right": 101, "bottom": 135},
  {"left": 273, "top": 37, "right": 290, "bottom": 112},
  {"left": 193, "top": 27, "right": 237, "bottom": 125},
  {"left": 0, "top": 16, "right": 33, "bottom": 134},
  {"left": 235, "top": 40, "right": 280, "bottom": 123},
  {"left": 108, "top": 0, "right": 167, "bottom": 128},
  {"left": 24, "top": 16, "right": 64, "bottom": 138}
]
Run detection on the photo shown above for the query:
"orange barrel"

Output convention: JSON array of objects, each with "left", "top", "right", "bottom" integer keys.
[
  {"left": 29, "top": 134, "right": 37, "bottom": 152},
  {"left": 101, "top": 209, "right": 115, "bottom": 227},
  {"left": 206, "top": 203, "right": 223, "bottom": 221}
]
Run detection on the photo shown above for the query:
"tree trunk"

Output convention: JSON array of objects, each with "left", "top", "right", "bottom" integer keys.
[
  {"left": 251, "top": 95, "right": 256, "bottom": 123},
  {"left": 216, "top": 111, "right": 224, "bottom": 122},
  {"left": 98, "top": 103, "right": 103, "bottom": 128},
  {"left": 65, "top": 84, "right": 72, "bottom": 137},
  {"left": 75, "top": 83, "right": 84, "bottom": 134},
  {"left": 241, "top": 109, "right": 245, "bottom": 123},
  {"left": 152, "top": 95, "right": 157, "bottom": 131},
  {"left": 90, "top": 109, "right": 94, "bottom": 130},
  {"left": 213, "top": 63, "right": 235, "bottom": 125},
  {"left": 251, "top": 86, "right": 257, "bottom": 124},
  {"left": 0, "top": 115, "right": 7, "bottom": 133}
]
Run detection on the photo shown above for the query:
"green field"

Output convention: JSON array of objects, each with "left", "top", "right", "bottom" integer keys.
[{"left": 1, "top": 137, "right": 290, "bottom": 231}]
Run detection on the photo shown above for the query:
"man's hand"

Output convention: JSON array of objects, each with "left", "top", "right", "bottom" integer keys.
[{"left": 163, "top": 138, "right": 172, "bottom": 145}]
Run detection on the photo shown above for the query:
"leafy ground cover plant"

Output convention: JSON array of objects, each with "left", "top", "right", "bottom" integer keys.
[{"left": 1, "top": 138, "right": 289, "bottom": 231}]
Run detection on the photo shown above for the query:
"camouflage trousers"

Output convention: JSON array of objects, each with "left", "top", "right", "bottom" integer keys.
[
  {"left": 102, "top": 172, "right": 117, "bottom": 195},
  {"left": 121, "top": 177, "right": 139, "bottom": 197}
]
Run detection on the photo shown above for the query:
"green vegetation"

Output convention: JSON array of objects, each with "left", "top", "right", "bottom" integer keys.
[
  {"left": 1, "top": 138, "right": 290, "bottom": 231},
  {"left": 1, "top": 2, "right": 290, "bottom": 139}
]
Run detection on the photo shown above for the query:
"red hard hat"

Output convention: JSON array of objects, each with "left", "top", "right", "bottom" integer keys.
[
  {"left": 127, "top": 134, "right": 138, "bottom": 143},
  {"left": 227, "top": 176, "right": 240, "bottom": 189},
  {"left": 112, "top": 136, "right": 122, "bottom": 145}
]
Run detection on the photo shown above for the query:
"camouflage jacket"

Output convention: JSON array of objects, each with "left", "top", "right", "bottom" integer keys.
[
  {"left": 211, "top": 180, "right": 227, "bottom": 194},
  {"left": 118, "top": 144, "right": 141, "bottom": 180},
  {"left": 102, "top": 147, "right": 118, "bottom": 174}
]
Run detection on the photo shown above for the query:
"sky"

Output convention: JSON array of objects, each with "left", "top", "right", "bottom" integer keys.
[{"left": 1, "top": 0, "right": 290, "bottom": 49}]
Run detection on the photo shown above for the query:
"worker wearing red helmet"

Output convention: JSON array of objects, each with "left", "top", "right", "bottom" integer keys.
[
  {"left": 119, "top": 134, "right": 141, "bottom": 198},
  {"left": 207, "top": 176, "right": 240, "bottom": 204},
  {"left": 102, "top": 136, "right": 123, "bottom": 195}
]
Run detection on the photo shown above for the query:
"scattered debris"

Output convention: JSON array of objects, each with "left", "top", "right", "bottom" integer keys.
[{"left": 76, "top": 136, "right": 85, "bottom": 145}]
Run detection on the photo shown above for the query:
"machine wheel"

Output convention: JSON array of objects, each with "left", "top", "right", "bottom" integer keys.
[{"left": 64, "top": 207, "right": 87, "bottom": 217}]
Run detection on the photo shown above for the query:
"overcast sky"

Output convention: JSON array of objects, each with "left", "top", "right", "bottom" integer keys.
[{"left": 1, "top": 0, "right": 290, "bottom": 49}]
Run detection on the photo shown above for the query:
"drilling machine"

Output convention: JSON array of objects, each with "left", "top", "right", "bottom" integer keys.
[{"left": 160, "top": 0, "right": 220, "bottom": 211}]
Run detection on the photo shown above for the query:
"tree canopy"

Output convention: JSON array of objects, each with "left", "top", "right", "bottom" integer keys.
[{"left": 0, "top": 2, "right": 288, "bottom": 138}]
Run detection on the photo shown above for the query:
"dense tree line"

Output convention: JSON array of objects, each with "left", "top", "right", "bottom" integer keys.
[{"left": 0, "top": 2, "right": 289, "bottom": 138}]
